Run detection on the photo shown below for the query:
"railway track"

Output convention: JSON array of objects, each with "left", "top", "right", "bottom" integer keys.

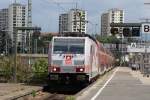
[
  {"left": 19, "top": 90, "right": 67, "bottom": 100},
  {"left": 13, "top": 68, "right": 114, "bottom": 100},
  {"left": 15, "top": 85, "right": 78, "bottom": 100},
  {"left": 45, "top": 93, "right": 66, "bottom": 100}
]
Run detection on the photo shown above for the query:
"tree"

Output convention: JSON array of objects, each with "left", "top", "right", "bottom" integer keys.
[
  {"left": 96, "top": 35, "right": 120, "bottom": 43},
  {"left": 31, "top": 59, "right": 48, "bottom": 83},
  {"left": 42, "top": 34, "right": 53, "bottom": 42}
]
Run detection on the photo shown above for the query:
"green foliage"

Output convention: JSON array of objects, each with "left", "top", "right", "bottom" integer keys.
[
  {"left": 31, "top": 90, "right": 36, "bottom": 97},
  {"left": 65, "top": 96, "right": 75, "bottom": 100},
  {"left": 31, "top": 59, "right": 48, "bottom": 83},
  {"left": 0, "top": 56, "right": 30, "bottom": 82},
  {"left": 96, "top": 35, "right": 120, "bottom": 43},
  {"left": 32, "top": 59, "right": 48, "bottom": 73},
  {"left": 0, "top": 56, "right": 13, "bottom": 81},
  {"left": 42, "top": 34, "right": 53, "bottom": 42},
  {"left": 0, "top": 56, "right": 12, "bottom": 72},
  {"left": 0, "top": 56, "right": 48, "bottom": 83}
]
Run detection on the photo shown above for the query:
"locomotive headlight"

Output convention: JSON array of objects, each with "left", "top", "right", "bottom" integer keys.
[
  {"left": 51, "top": 66, "right": 60, "bottom": 72},
  {"left": 53, "top": 68, "right": 57, "bottom": 71},
  {"left": 80, "top": 68, "right": 84, "bottom": 72},
  {"left": 76, "top": 67, "right": 85, "bottom": 72}
]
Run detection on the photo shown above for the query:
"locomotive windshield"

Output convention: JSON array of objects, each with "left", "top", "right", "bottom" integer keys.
[
  {"left": 53, "top": 38, "right": 85, "bottom": 54},
  {"left": 69, "top": 45, "right": 84, "bottom": 54},
  {"left": 53, "top": 45, "right": 68, "bottom": 54}
]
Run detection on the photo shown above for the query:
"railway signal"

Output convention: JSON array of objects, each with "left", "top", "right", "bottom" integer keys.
[
  {"left": 123, "top": 28, "right": 131, "bottom": 37},
  {"left": 110, "top": 27, "right": 141, "bottom": 37},
  {"left": 110, "top": 28, "right": 119, "bottom": 35},
  {"left": 132, "top": 28, "right": 140, "bottom": 36}
]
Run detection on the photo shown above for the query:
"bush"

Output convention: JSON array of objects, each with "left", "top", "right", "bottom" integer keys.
[
  {"left": 0, "top": 56, "right": 48, "bottom": 83},
  {"left": 65, "top": 96, "right": 75, "bottom": 100},
  {"left": 32, "top": 59, "right": 48, "bottom": 73},
  {"left": 0, "top": 56, "right": 13, "bottom": 82},
  {"left": 31, "top": 58, "right": 48, "bottom": 83}
]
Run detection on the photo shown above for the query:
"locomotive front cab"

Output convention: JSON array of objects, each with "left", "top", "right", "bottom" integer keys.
[{"left": 48, "top": 37, "right": 88, "bottom": 84}]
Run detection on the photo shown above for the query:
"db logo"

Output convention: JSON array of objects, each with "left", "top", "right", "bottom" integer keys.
[{"left": 65, "top": 55, "right": 72, "bottom": 64}]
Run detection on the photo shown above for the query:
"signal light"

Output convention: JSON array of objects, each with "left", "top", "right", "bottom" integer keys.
[
  {"left": 132, "top": 28, "right": 140, "bottom": 37},
  {"left": 123, "top": 28, "right": 131, "bottom": 37},
  {"left": 110, "top": 28, "right": 119, "bottom": 35}
]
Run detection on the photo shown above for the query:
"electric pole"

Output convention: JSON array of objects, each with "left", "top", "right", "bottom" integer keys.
[
  {"left": 27, "top": 0, "right": 32, "bottom": 68},
  {"left": 28, "top": 0, "right": 32, "bottom": 27},
  {"left": 13, "top": 28, "right": 17, "bottom": 83}
]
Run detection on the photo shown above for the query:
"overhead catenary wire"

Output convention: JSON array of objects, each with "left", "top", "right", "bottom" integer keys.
[{"left": 44, "top": 0, "right": 77, "bottom": 12}]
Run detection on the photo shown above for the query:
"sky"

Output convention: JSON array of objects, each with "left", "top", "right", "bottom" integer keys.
[{"left": 0, "top": 0, "right": 150, "bottom": 33}]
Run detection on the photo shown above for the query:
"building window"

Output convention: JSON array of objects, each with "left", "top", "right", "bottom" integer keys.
[
  {"left": 120, "top": 14, "right": 123, "bottom": 16},
  {"left": 112, "top": 18, "right": 114, "bottom": 22}
]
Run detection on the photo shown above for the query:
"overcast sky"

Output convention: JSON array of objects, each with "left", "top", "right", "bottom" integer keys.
[{"left": 0, "top": 0, "right": 150, "bottom": 33}]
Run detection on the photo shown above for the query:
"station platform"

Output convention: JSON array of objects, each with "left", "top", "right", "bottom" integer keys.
[{"left": 77, "top": 67, "right": 150, "bottom": 100}]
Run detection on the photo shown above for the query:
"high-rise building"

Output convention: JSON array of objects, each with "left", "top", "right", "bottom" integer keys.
[
  {"left": 0, "top": 8, "right": 9, "bottom": 31},
  {"left": 59, "top": 13, "right": 68, "bottom": 33},
  {"left": 101, "top": 8, "right": 124, "bottom": 36},
  {"left": 68, "top": 9, "right": 87, "bottom": 33},
  {"left": 59, "top": 9, "right": 87, "bottom": 34},
  {"left": 101, "top": 13, "right": 109, "bottom": 36},
  {"left": 0, "top": 8, "right": 10, "bottom": 54},
  {"left": 8, "top": 3, "right": 27, "bottom": 47}
]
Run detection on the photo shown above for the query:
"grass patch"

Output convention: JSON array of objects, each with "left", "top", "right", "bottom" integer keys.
[{"left": 65, "top": 96, "right": 75, "bottom": 100}]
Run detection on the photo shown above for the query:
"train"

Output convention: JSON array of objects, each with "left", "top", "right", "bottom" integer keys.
[{"left": 48, "top": 33, "right": 115, "bottom": 84}]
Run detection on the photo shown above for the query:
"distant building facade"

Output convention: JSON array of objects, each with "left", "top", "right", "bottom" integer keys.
[
  {"left": 59, "top": 13, "right": 68, "bottom": 33},
  {"left": 101, "top": 8, "right": 124, "bottom": 36},
  {"left": 0, "top": 8, "right": 9, "bottom": 31},
  {"left": 59, "top": 9, "right": 87, "bottom": 35},
  {"left": 8, "top": 3, "right": 27, "bottom": 48},
  {"left": 0, "top": 8, "right": 11, "bottom": 54},
  {"left": 101, "top": 13, "right": 109, "bottom": 36}
]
